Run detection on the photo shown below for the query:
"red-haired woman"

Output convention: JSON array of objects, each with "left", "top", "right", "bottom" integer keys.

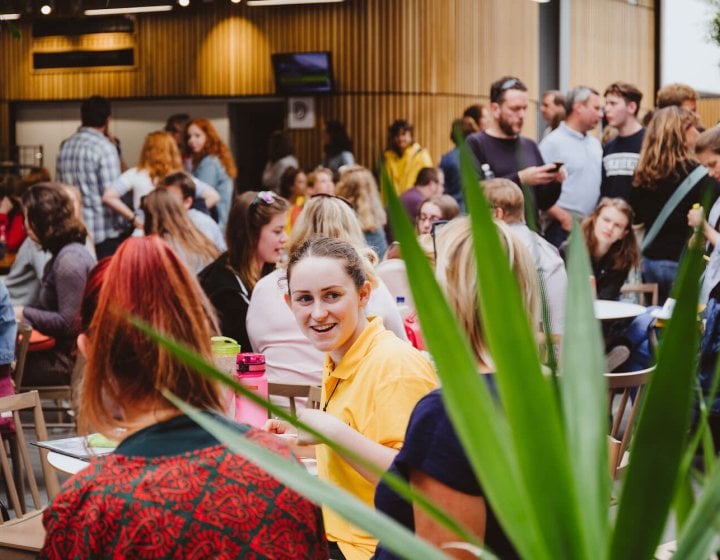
[
  {"left": 187, "top": 119, "right": 237, "bottom": 230},
  {"left": 103, "top": 131, "right": 219, "bottom": 232},
  {"left": 21, "top": 183, "right": 96, "bottom": 385},
  {"left": 39, "top": 236, "right": 328, "bottom": 559},
  {"left": 199, "top": 190, "right": 289, "bottom": 353}
]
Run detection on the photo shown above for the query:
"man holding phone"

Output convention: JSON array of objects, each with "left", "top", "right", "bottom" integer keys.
[{"left": 466, "top": 76, "right": 563, "bottom": 228}]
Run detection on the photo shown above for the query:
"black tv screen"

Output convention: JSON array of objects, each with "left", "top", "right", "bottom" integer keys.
[{"left": 272, "top": 51, "right": 334, "bottom": 95}]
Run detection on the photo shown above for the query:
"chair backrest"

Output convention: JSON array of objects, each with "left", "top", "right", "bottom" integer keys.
[
  {"left": 307, "top": 386, "right": 322, "bottom": 410},
  {"left": 605, "top": 366, "right": 654, "bottom": 479},
  {"left": 0, "top": 390, "right": 59, "bottom": 520},
  {"left": 268, "top": 383, "right": 314, "bottom": 417},
  {"left": 12, "top": 323, "right": 32, "bottom": 389},
  {"left": 620, "top": 283, "right": 659, "bottom": 307}
]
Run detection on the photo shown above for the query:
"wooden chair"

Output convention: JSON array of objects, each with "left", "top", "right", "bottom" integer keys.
[
  {"left": 605, "top": 366, "right": 654, "bottom": 479},
  {"left": 620, "top": 283, "right": 659, "bottom": 307},
  {"left": 0, "top": 391, "right": 60, "bottom": 558},
  {"left": 307, "top": 386, "right": 322, "bottom": 410},
  {"left": 268, "top": 383, "right": 314, "bottom": 417},
  {"left": 14, "top": 325, "right": 76, "bottom": 429}
]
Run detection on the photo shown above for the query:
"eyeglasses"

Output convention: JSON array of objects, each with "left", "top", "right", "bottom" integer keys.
[
  {"left": 417, "top": 213, "right": 443, "bottom": 223},
  {"left": 251, "top": 191, "right": 276, "bottom": 207},
  {"left": 310, "top": 192, "right": 354, "bottom": 210},
  {"left": 430, "top": 220, "right": 449, "bottom": 260}
]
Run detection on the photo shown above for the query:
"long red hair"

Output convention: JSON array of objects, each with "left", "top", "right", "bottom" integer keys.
[
  {"left": 136, "top": 131, "right": 183, "bottom": 182},
  {"left": 188, "top": 118, "right": 237, "bottom": 179},
  {"left": 79, "top": 236, "right": 223, "bottom": 437}
]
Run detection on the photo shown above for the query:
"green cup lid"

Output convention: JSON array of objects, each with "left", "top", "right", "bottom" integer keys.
[{"left": 211, "top": 336, "right": 241, "bottom": 355}]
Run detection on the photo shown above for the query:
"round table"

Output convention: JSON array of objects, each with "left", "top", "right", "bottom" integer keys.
[
  {"left": 47, "top": 451, "right": 89, "bottom": 476},
  {"left": 594, "top": 299, "right": 647, "bottom": 322}
]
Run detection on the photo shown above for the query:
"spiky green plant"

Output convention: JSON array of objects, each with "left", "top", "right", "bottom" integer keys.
[{"left": 137, "top": 139, "right": 720, "bottom": 558}]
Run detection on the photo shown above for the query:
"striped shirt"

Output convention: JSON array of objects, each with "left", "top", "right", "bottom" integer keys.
[{"left": 56, "top": 127, "right": 122, "bottom": 244}]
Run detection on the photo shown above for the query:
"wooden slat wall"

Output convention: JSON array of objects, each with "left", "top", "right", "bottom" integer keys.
[
  {"left": 0, "top": 0, "right": 539, "bottom": 169},
  {"left": 569, "top": 0, "right": 655, "bottom": 120},
  {"left": 698, "top": 99, "right": 720, "bottom": 129}
]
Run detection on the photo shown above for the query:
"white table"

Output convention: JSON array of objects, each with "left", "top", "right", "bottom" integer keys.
[
  {"left": 47, "top": 451, "right": 89, "bottom": 475},
  {"left": 594, "top": 300, "right": 646, "bottom": 322}
]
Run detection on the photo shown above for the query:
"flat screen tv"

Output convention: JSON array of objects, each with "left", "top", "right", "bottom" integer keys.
[{"left": 271, "top": 51, "right": 334, "bottom": 95}]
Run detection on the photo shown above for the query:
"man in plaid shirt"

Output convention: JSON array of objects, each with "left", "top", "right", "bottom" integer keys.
[{"left": 56, "top": 96, "right": 124, "bottom": 258}]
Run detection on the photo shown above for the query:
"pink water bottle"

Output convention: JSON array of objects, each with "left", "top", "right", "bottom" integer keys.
[{"left": 234, "top": 353, "right": 269, "bottom": 428}]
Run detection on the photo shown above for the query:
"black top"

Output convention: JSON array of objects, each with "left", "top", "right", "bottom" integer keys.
[
  {"left": 601, "top": 128, "right": 645, "bottom": 202},
  {"left": 592, "top": 251, "right": 629, "bottom": 301},
  {"left": 373, "top": 388, "right": 519, "bottom": 560},
  {"left": 198, "top": 253, "right": 252, "bottom": 353},
  {"left": 630, "top": 163, "right": 720, "bottom": 260},
  {"left": 466, "top": 131, "right": 561, "bottom": 213},
  {"left": 559, "top": 242, "right": 629, "bottom": 301}
]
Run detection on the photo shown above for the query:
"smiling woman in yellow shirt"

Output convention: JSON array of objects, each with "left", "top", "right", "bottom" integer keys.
[{"left": 266, "top": 237, "right": 437, "bottom": 560}]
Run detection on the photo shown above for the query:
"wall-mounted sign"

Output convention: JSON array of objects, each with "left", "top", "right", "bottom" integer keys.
[{"left": 287, "top": 97, "right": 315, "bottom": 129}]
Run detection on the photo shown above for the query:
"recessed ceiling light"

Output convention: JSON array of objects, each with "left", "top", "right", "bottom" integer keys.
[
  {"left": 84, "top": 5, "right": 174, "bottom": 15},
  {"left": 40, "top": 3, "right": 53, "bottom": 15},
  {"left": 179, "top": 0, "right": 190, "bottom": 6}
]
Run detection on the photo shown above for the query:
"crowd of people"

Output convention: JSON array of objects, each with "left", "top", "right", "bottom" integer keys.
[{"left": 0, "top": 73, "right": 716, "bottom": 559}]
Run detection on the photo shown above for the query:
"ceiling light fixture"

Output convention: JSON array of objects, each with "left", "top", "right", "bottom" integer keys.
[
  {"left": 178, "top": 0, "right": 190, "bottom": 6},
  {"left": 84, "top": 5, "right": 174, "bottom": 15},
  {"left": 230, "top": 0, "right": 242, "bottom": 3},
  {"left": 0, "top": 13, "right": 21, "bottom": 20},
  {"left": 247, "top": 0, "right": 343, "bottom": 5},
  {"left": 40, "top": 3, "right": 53, "bottom": 15}
]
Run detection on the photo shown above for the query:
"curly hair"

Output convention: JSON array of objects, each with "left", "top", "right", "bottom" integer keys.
[
  {"left": 137, "top": 131, "right": 183, "bottom": 183},
  {"left": 633, "top": 106, "right": 698, "bottom": 189},
  {"left": 22, "top": 182, "right": 87, "bottom": 254},
  {"left": 187, "top": 118, "right": 237, "bottom": 179},
  {"left": 581, "top": 197, "right": 639, "bottom": 271},
  {"left": 335, "top": 166, "right": 386, "bottom": 232}
]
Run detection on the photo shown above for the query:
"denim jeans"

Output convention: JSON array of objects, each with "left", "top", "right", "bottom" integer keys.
[{"left": 642, "top": 258, "right": 679, "bottom": 304}]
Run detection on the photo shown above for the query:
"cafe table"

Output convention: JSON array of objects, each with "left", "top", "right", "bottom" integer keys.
[
  {"left": 40, "top": 433, "right": 318, "bottom": 477},
  {"left": 594, "top": 299, "right": 647, "bottom": 322}
]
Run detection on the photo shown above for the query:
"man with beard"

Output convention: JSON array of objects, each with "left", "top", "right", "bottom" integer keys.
[{"left": 466, "top": 76, "right": 563, "bottom": 227}]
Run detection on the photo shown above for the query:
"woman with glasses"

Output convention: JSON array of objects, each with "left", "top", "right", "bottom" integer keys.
[
  {"left": 415, "top": 195, "right": 460, "bottom": 235},
  {"left": 199, "top": 190, "right": 289, "bottom": 353}
]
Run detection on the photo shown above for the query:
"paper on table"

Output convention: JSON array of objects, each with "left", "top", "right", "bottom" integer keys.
[{"left": 34, "top": 434, "right": 116, "bottom": 461}]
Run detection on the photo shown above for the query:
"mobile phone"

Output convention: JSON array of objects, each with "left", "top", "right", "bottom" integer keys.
[{"left": 552, "top": 161, "right": 563, "bottom": 172}]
